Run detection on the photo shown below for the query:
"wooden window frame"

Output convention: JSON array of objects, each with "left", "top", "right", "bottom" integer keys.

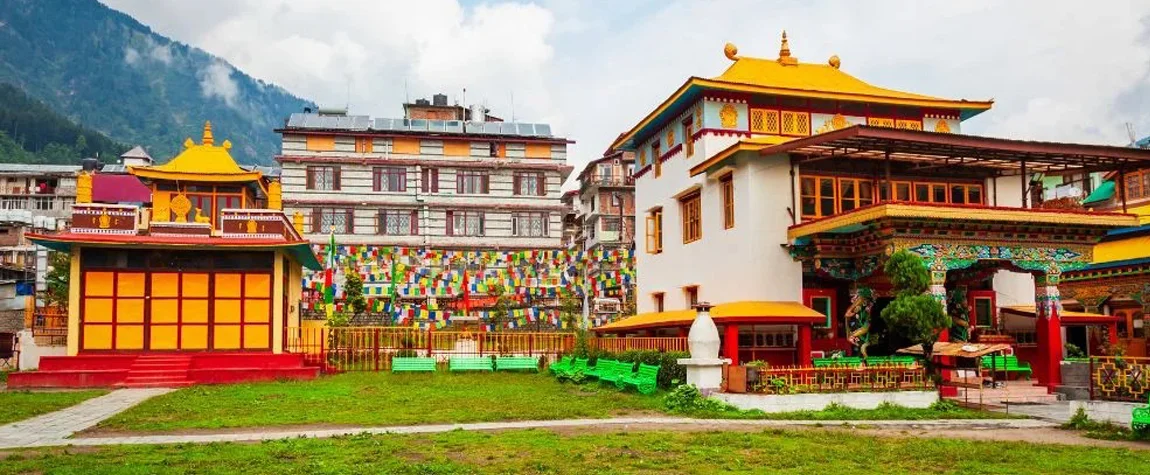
[
  {"left": 514, "top": 171, "right": 546, "bottom": 196},
  {"left": 312, "top": 208, "right": 353, "bottom": 234},
  {"left": 799, "top": 175, "right": 837, "bottom": 219},
  {"left": 836, "top": 177, "right": 874, "bottom": 213},
  {"left": 652, "top": 141, "right": 662, "bottom": 178},
  {"left": 455, "top": 170, "right": 490, "bottom": 194},
  {"left": 653, "top": 292, "right": 665, "bottom": 313},
  {"left": 511, "top": 212, "right": 549, "bottom": 237},
  {"left": 421, "top": 167, "right": 439, "bottom": 193},
  {"left": 645, "top": 208, "right": 663, "bottom": 254},
  {"left": 683, "top": 118, "right": 695, "bottom": 157},
  {"left": 305, "top": 165, "right": 340, "bottom": 191},
  {"left": 680, "top": 191, "right": 702, "bottom": 244},
  {"left": 684, "top": 285, "right": 699, "bottom": 309},
  {"left": 720, "top": 173, "right": 735, "bottom": 229},
  {"left": 372, "top": 166, "right": 407, "bottom": 192},
  {"left": 446, "top": 210, "right": 485, "bottom": 236}
]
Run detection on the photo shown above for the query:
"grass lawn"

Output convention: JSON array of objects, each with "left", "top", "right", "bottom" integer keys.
[
  {"left": 0, "top": 390, "right": 108, "bottom": 425},
  {"left": 4, "top": 428, "right": 1149, "bottom": 474},
  {"left": 96, "top": 372, "right": 663, "bottom": 432}
]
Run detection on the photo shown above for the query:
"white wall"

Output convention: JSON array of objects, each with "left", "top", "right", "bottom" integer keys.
[{"left": 989, "top": 175, "right": 1037, "bottom": 316}]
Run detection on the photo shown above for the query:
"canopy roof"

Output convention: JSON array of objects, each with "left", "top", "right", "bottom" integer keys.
[
  {"left": 130, "top": 121, "right": 262, "bottom": 183},
  {"left": 593, "top": 301, "right": 823, "bottom": 333},
  {"left": 611, "top": 32, "right": 992, "bottom": 151},
  {"left": 693, "top": 125, "right": 1150, "bottom": 177},
  {"left": 1000, "top": 305, "right": 1118, "bottom": 325},
  {"left": 898, "top": 342, "right": 1011, "bottom": 358}
]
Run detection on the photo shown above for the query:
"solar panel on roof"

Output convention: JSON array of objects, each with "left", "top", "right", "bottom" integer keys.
[
  {"left": 446, "top": 120, "right": 464, "bottom": 133},
  {"left": 428, "top": 120, "right": 445, "bottom": 132},
  {"left": 484, "top": 122, "right": 502, "bottom": 134},
  {"left": 535, "top": 124, "right": 552, "bottom": 136},
  {"left": 518, "top": 123, "right": 535, "bottom": 135}
]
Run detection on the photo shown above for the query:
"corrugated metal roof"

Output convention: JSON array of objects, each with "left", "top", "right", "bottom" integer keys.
[{"left": 0, "top": 164, "right": 80, "bottom": 174}]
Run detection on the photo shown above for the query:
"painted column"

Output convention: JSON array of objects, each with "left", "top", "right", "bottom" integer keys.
[
  {"left": 66, "top": 247, "right": 82, "bottom": 356},
  {"left": 930, "top": 261, "right": 950, "bottom": 343},
  {"left": 724, "top": 323, "right": 740, "bottom": 366},
  {"left": 1034, "top": 270, "right": 1063, "bottom": 391},
  {"left": 797, "top": 325, "right": 812, "bottom": 367},
  {"left": 1108, "top": 322, "right": 1119, "bottom": 346}
]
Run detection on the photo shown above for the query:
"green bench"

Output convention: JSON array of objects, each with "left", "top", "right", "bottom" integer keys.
[
  {"left": 449, "top": 356, "right": 494, "bottom": 372},
  {"left": 1133, "top": 395, "right": 1150, "bottom": 431},
  {"left": 813, "top": 357, "right": 862, "bottom": 367},
  {"left": 619, "top": 363, "right": 660, "bottom": 394},
  {"left": 392, "top": 356, "right": 437, "bottom": 372},
  {"left": 599, "top": 360, "right": 634, "bottom": 386},
  {"left": 495, "top": 356, "right": 539, "bottom": 372},
  {"left": 865, "top": 356, "right": 918, "bottom": 366},
  {"left": 556, "top": 357, "right": 590, "bottom": 380},
  {"left": 549, "top": 356, "right": 573, "bottom": 375},
  {"left": 584, "top": 359, "right": 621, "bottom": 380},
  {"left": 980, "top": 355, "right": 1032, "bottom": 380}
]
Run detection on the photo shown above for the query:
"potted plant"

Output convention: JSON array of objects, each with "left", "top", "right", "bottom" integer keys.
[{"left": 745, "top": 360, "right": 767, "bottom": 387}]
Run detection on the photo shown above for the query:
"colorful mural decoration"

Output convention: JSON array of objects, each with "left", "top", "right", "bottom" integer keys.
[
  {"left": 303, "top": 245, "right": 636, "bottom": 330},
  {"left": 947, "top": 286, "right": 970, "bottom": 342},
  {"left": 845, "top": 286, "right": 875, "bottom": 358},
  {"left": 903, "top": 242, "right": 1090, "bottom": 273}
]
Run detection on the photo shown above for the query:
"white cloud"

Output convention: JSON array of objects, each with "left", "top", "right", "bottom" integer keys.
[
  {"left": 101, "top": 0, "right": 1150, "bottom": 185},
  {"left": 123, "top": 46, "right": 140, "bottom": 65},
  {"left": 148, "top": 42, "right": 173, "bottom": 65},
  {"left": 199, "top": 61, "right": 240, "bottom": 108}
]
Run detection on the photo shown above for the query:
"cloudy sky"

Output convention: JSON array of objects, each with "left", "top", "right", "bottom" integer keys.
[{"left": 102, "top": 0, "right": 1150, "bottom": 184}]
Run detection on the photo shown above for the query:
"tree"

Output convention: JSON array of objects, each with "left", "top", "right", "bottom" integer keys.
[
  {"left": 559, "top": 289, "right": 582, "bottom": 330},
  {"left": 44, "top": 251, "right": 70, "bottom": 309},
  {"left": 342, "top": 260, "right": 368, "bottom": 317},
  {"left": 486, "top": 283, "right": 513, "bottom": 332},
  {"left": 879, "top": 250, "right": 950, "bottom": 382}
]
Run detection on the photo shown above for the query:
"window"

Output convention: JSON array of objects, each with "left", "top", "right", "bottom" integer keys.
[
  {"left": 378, "top": 210, "right": 417, "bottom": 235},
  {"left": 421, "top": 168, "right": 439, "bottom": 193},
  {"left": 810, "top": 296, "right": 832, "bottom": 328},
  {"left": 446, "top": 210, "right": 484, "bottom": 236},
  {"left": 33, "top": 197, "right": 54, "bottom": 211},
  {"left": 646, "top": 208, "right": 663, "bottom": 254},
  {"left": 373, "top": 167, "right": 406, "bottom": 192},
  {"left": 505, "top": 143, "right": 526, "bottom": 158},
  {"left": 653, "top": 293, "right": 665, "bottom": 312},
  {"left": 456, "top": 170, "right": 490, "bottom": 194},
  {"left": 306, "top": 166, "right": 339, "bottom": 191},
  {"left": 720, "top": 173, "right": 734, "bottom": 229},
  {"left": 313, "top": 208, "right": 352, "bottom": 234},
  {"left": 470, "top": 142, "right": 494, "bottom": 157},
  {"left": 610, "top": 193, "right": 622, "bottom": 207},
  {"left": 683, "top": 119, "right": 695, "bottom": 157},
  {"left": 1124, "top": 171, "right": 1150, "bottom": 200},
  {"left": 599, "top": 164, "right": 613, "bottom": 181},
  {"left": 603, "top": 216, "right": 621, "bottom": 232},
  {"left": 420, "top": 140, "right": 443, "bottom": 155},
  {"left": 684, "top": 286, "right": 698, "bottom": 308},
  {"left": 974, "top": 297, "right": 994, "bottom": 327},
  {"left": 652, "top": 141, "right": 662, "bottom": 178},
  {"left": 512, "top": 212, "right": 549, "bottom": 237},
  {"left": 680, "top": 191, "right": 701, "bottom": 244},
  {"left": 1, "top": 197, "right": 24, "bottom": 210},
  {"left": 838, "top": 178, "right": 873, "bottom": 212},
  {"left": 354, "top": 137, "right": 373, "bottom": 153},
  {"left": 514, "top": 172, "right": 545, "bottom": 196},
  {"left": 799, "top": 176, "right": 837, "bottom": 219}
]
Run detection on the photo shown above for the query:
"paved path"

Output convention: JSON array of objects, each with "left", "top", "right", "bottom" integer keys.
[
  {"left": 0, "top": 388, "right": 172, "bottom": 448},
  {"left": 0, "top": 415, "right": 1054, "bottom": 449},
  {"left": 995, "top": 401, "right": 1074, "bottom": 423}
]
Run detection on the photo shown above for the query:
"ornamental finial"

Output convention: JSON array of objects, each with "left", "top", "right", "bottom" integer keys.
[
  {"left": 778, "top": 30, "right": 797, "bottom": 66},
  {"left": 202, "top": 121, "right": 214, "bottom": 146},
  {"left": 723, "top": 42, "right": 739, "bottom": 61},
  {"left": 829, "top": 55, "right": 841, "bottom": 69}
]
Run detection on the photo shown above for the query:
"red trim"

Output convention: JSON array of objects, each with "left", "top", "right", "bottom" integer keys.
[
  {"left": 277, "top": 155, "right": 571, "bottom": 172},
  {"left": 695, "top": 128, "right": 752, "bottom": 139},
  {"left": 658, "top": 144, "right": 683, "bottom": 163},
  {"left": 285, "top": 199, "right": 567, "bottom": 212}
]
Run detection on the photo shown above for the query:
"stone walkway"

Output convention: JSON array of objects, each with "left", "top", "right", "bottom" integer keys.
[
  {"left": 0, "top": 413, "right": 1054, "bottom": 449},
  {"left": 0, "top": 388, "right": 172, "bottom": 448}
]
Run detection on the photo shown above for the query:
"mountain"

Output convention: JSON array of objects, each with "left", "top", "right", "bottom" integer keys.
[
  {"left": 0, "top": 0, "right": 314, "bottom": 165},
  {"left": 0, "top": 83, "right": 127, "bottom": 164}
]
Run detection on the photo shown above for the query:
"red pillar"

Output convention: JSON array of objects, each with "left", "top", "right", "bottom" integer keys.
[
  {"left": 724, "top": 324, "right": 740, "bottom": 366},
  {"left": 797, "top": 325, "right": 812, "bottom": 367},
  {"left": 678, "top": 327, "right": 688, "bottom": 338},
  {"left": 1035, "top": 274, "right": 1063, "bottom": 392},
  {"left": 1108, "top": 323, "right": 1119, "bottom": 346}
]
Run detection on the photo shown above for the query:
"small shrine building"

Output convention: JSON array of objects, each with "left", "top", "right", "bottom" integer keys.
[{"left": 9, "top": 123, "right": 321, "bottom": 388}]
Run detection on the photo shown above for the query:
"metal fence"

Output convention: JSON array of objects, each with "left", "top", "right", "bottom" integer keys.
[
  {"left": 750, "top": 364, "right": 932, "bottom": 394},
  {"left": 1090, "top": 356, "right": 1150, "bottom": 402},
  {"left": 284, "top": 327, "right": 685, "bottom": 373}
]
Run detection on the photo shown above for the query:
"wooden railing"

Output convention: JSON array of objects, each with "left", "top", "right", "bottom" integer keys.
[
  {"left": 749, "top": 365, "right": 932, "bottom": 394},
  {"left": 284, "top": 327, "right": 681, "bottom": 373},
  {"left": 1090, "top": 356, "right": 1150, "bottom": 402}
]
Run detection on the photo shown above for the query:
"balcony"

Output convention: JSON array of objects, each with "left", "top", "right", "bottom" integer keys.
[
  {"left": 584, "top": 176, "right": 634, "bottom": 189},
  {"left": 68, "top": 203, "right": 304, "bottom": 241}
]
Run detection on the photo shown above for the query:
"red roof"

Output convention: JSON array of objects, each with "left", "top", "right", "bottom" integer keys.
[{"left": 93, "top": 174, "right": 151, "bottom": 203}]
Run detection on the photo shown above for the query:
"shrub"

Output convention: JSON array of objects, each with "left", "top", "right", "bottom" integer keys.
[{"left": 663, "top": 384, "right": 740, "bottom": 414}]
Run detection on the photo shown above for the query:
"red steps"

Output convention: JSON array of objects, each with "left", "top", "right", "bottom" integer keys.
[{"left": 8, "top": 353, "right": 319, "bottom": 389}]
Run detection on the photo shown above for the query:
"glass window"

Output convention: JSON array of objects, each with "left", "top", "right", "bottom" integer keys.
[
  {"left": 839, "top": 180, "right": 857, "bottom": 212},
  {"left": 800, "top": 177, "right": 817, "bottom": 217},
  {"left": 308, "top": 166, "right": 337, "bottom": 191},
  {"left": 819, "top": 178, "right": 835, "bottom": 217},
  {"left": 896, "top": 182, "right": 912, "bottom": 201},
  {"left": 951, "top": 185, "right": 967, "bottom": 204},
  {"left": 680, "top": 192, "right": 701, "bottom": 243},
  {"left": 968, "top": 186, "right": 982, "bottom": 205},
  {"left": 915, "top": 183, "right": 930, "bottom": 202},
  {"left": 373, "top": 167, "right": 407, "bottom": 192},
  {"left": 317, "top": 209, "right": 348, "bottom": 234},
  {"left": 974, "top": 298, "right": 993, "bottom": 327},
  {"left": 512, "top": 212, "right": 548, "bottom": 237},
  {"left": 932, "top": 184, "right": 948, "bottom": 203},
  {"left": 379, "top": 210, "right": 413, "bottom": 235},
  {"left": 515, "top": 172, "right": 542, "bottom": 196},
  {"left": 811, "top": 296, "right": 832, "bottom": 328},
  {"left": 456, "top": 170, "right": 490, "bottom": 194},
  {"left": 450, "top": 211, "right": 484, "bottom": 236}
]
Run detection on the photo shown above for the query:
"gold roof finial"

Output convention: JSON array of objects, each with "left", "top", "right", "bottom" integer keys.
[
  {"left": 202, "top": 121, "right": 214, "bottom": 146},
  {"left": 777, "top": 30, "right": 797, "bottom": 66},
  {"left": 828, "top": 55, "right": 841, "bottom": 69},
  {"left": 723, "top": 42, "right": 739, "bottom": 61}
]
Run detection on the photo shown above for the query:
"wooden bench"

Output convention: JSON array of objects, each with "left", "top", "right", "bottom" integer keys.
[
  {"left": 392, "top": 356, "right": 437, "bottom": 372},
  {"left": 1133, "top": 395, "right": 1150, "bottom": 431},
  {"left": 980, "top": 355, "right": 1032, "bottom": 380},
  {"left": 495, "top": 356, "right": 539, "bottom": 372},
  {"left": 619, "top": 363, "right": 660, "bottom": 394},
  {"left": 449, "top": 356, "right": 494, "bottom": 372}
]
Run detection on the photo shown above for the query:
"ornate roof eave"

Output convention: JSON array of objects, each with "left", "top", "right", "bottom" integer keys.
[{"left": 129, "top": 168, "right": 263, "bottom": 183}]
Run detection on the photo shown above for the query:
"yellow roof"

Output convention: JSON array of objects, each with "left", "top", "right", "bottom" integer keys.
[
  {"left": 130, "top": 121, "right": 262, "bottom": 183},
  {"left": 594, "top": 301, "right": 824, "bottom": 332}
]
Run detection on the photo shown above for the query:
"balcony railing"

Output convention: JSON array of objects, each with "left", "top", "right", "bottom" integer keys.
[{"left": 586, "top": 176, "right": 634, "bottom": 187}]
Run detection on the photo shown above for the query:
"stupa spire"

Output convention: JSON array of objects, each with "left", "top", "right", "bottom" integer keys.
[{"left": 202, "top": 121, "right": 214, "bottom": 146}]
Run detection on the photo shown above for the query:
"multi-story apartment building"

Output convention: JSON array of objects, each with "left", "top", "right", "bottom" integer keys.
[
  {"left": 276, "top": 98, "right": 573, "bottom": 249},
  {"left": 575, "top": 150, "right": 635, "bottom": 252},
  {"left": 0, "top": 164, "right": 79, "bottom": 223},
  {"left": 560, "top": 190, "right": 580, "bottom": 249}
]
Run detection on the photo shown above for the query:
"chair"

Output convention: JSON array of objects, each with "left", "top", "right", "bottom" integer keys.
[{"left": 0, "top": 332, "right": 15, "bottom": 370}]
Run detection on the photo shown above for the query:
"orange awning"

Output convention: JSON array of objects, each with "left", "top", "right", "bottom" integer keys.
[{"left": 593, "top": 301, "right": 824, "bottom": 333}]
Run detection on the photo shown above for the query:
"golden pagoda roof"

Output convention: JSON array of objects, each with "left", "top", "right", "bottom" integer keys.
[
  {"left": 130, "top": 121, "right": 262, "bottom": 183},
  {"left": 611, "top": 31, "right": 993, "bottom": 151}
]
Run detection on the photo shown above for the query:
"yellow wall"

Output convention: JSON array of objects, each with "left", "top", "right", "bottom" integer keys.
[
  {"left": 272, "top": 252, "right": 284, "bottom": 354},
  {"left": 288, "top": 261, "right": 302, "bottom": 329},
  {"left": 393, "top": 137, "right": 419, "bottom": 154},
  {"left": 443, "top": 140, "right": 470, "bottom": 157},
  {"left": 525, "top": 143, "right": 551, "bottom": 159},
  {"left": 306, "top": 135, "right": 335, "bottom": 151},
  {"left": 1094, "top": 235, "right": 1150, "bottom": 263},
  {"left": 67, "top": 247, "right": 81, "bottom": 356}
]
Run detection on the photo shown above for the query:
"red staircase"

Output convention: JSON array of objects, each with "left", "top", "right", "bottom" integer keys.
[{"left": 119, "top": 355, "right": 194, "bottom": 388}]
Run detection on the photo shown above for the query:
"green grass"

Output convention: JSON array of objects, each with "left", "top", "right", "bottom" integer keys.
[
  {"left": 680, "top": 401, "right": 1018, "bottom": 420},
  {"left": 4, "top": 428, "right": 1149, "bottom": 474},
  {"left": 0, "top": 390, "right": 107, "bottom": 425},
  {"left": 96, "top": 372, "right": 664, "bottom": 432},
  {"left": 1062, "top": 407, "right": 1150, "bottom": 441}
]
